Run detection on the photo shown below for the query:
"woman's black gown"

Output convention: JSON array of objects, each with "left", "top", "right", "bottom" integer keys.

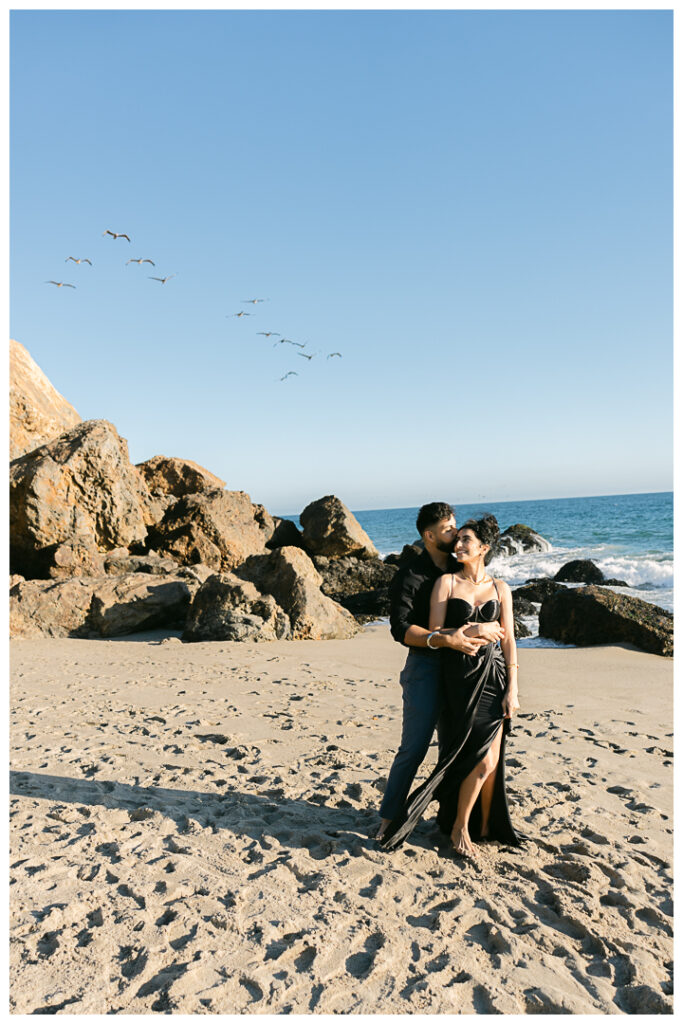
[{"left": 380, "top": 595, "right": 521, "bottom": 851}]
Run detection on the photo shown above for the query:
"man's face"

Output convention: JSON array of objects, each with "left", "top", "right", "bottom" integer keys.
[{"left": 426, "top": 515, "right": 457, "bottom": 553}]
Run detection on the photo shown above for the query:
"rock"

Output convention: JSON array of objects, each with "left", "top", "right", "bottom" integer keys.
[
  {"left": 514, "top": 620, "right": 532, "bottom": 639},
  {"left": 87, "top": 574, "right": 196, "bottom": 636},
  {"left": 299, "top": 495, "right": 378, "bottom": 560},
  {"left": 135, "top": 455, "right": 226, "bottom": 498},
  {"left": 9, "top": 570, "right": 203, "bottom": 638},
  {"left": 266, "top": 516, "right": 305, "bottom": 550},
  {"left": 513, "top": 579, "right": 567, "bottom": 604},
  {"left": 495, "top": 524, "right": 551, "bottom": 556},
  {"left": 103, "top": 551, "right": 183, "bottom": 576},
  {"left": 238, "top": 547, "right": 358, "bottom": 640},
  {"left": 554, "top": 559, "right": 605, "bottom": 584},
  {"left": 538, "top": 585, "right": 672, "bottom": 657},
  {"left": 384, "top": 541, "right": 424, "bottom": 567},
  {"left": 10, "top": 576, "right": 97, "bottom": 638},
  {"left": 10, "top": 575, "right": 24, "bottom": 588},
  {"left": 9, "top": 339, "right": 81, "bottom": 460},
  {"left": 252, "top": 503, "right": 276, "bottom": 544},
  {"left": 511, "top": 593, "right": 538, "bottom": 618},
  {"left": 313, "top": 555, "right": 397, "bottom": 623},
  {"left": 47, "top": 534, "right": 106, "bottom": 579},
  {"left": 146, "top": 488, "right": 272, "bottom": 572},
  {"left": 182, "top": 573, "right": 290, "bottom": 642},
  {"left": 602, "top": 578, "right": 630, "bottom": 587},
  {"left": 10, "top": 419, "right": 151, "bottom": 579}
]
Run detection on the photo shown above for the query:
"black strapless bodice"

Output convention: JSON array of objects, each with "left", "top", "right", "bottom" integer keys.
[{"left": 444, "top": 597, "right": 501, "bottom": 629}]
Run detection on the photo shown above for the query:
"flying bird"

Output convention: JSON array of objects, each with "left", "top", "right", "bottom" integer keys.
[
  {"left": 279, "top": 372, "right": 298, "bottom": 381},
  {"left": 257, "top": 331, "right": 281, "bottom": 338},
  {"left": 297, "top": 351, "right": 315, "bottom": 360},
  {"left": 327, "top": 352, "right": 342, "bottom": 359},
  {"left": 65, "top": 257, "right": 92, "bottom": 265},
  {"left": 243, "top": 298, "right": 268, "bottom": 304},
  {"left": 45, "top": 281, "right": 75, "bottom": 288},
  {"left": 102, "top": 230, "right": 131, "bottom": 242},
  {"left": 228, "top": 311, "right": 252, "bottom": 317},
  {"left": 126, "top": 258, "right": 155, "bottom": 266},
  {"left": 149, "top": 274, "right": 176, "bottom": 284}
]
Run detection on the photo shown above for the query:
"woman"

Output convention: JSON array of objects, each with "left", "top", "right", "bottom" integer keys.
[{"left": 380, "top": 514, "right": 521, "bottom": 857}]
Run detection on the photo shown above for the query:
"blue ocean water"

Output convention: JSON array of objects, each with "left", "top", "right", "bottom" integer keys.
[{"left": 284, "top": 492, "right": 673, "bottom": 644}]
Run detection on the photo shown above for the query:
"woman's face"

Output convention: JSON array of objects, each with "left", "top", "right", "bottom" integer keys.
[{"left": 455, "top": 527, "right": 488, "bottom": 563}]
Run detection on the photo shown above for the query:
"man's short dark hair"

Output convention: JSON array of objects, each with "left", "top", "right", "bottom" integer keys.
[{"left": 416, "top": 501, "right": 455, "bottom": 537}]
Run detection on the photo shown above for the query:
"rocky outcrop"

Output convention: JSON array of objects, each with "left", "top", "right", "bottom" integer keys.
[
  {"left": 495, "top": 524, "right": 551, "bottom": 557},
  {"left": 136, "top": 455, "right": 226, "bottom": 498},
  {"left": 514, "top": 620, "right": 531, "bottom": 639},
  {"left": 238, "top": 547, "right": 358, "bottom": 640},
  {"left": 183, "top": 573, "right": 290, "bottom": 642},
  {"left": 299, "top": 496, "right": 378, "bottom": 560},
  {"left": 10, "top": 419, "right": 151, "bottom": 579},
  {"left": 10, "top": 569, "right": 205, "bottom": 638},
  {"left": 9, "top": 339, "right": 81, "bottom": 460},
  {"left": 313, "top": 555, "right": 397, "bottom": 623},
  {"left": 146, "top": 489, "right": 272, "bottom": 572},
  {"left": 513, "top": 579, "right": 567, "bottom": 604},
  {"left": 554, "top": 559, "right": 628, "bottom": 586},
  {"left": 267, "top": 517, "right": 305, "bottom": 550},
  {"left": 539, "top": 586, "right": 673, "bottom": 657},
  {"left": 511, "top": 593, "right": 538, "bottom": 618}
]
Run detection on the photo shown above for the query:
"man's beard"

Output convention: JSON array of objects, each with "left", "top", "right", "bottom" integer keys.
[{"left": 435, "top": 538, "right": 456, "bottom": 554}]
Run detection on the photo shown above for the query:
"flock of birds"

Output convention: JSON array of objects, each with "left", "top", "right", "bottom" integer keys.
[{"left": 45, "top": 229, "right": 343, "bottom": 382}]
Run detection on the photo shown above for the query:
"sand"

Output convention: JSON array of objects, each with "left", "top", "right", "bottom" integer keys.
[{"left": 10, "top": 625, "right": 673, "bottom": 1014}]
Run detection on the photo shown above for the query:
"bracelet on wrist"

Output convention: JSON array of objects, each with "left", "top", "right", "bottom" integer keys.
[
  {"left": 426, "top": 631, "right": 440, "bottom": 650},
  {"left": 506, "top": 662, "right": 519, "bottom": 668}
]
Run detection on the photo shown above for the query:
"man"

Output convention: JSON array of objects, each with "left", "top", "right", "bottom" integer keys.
[{"left": 377, "top": 501, "right": 504, "bottom": 840}]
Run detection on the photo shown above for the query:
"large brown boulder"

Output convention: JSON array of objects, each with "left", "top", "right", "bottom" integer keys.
[
  {"left": 299, "top": 495, "right": 378, "bottom": 560},
  {"left": 10, "top": 569, "right": 204, "bottom": 638},
  {"left": 266, "top": 516, "right": 304, "bottom": 550},
  {"left": 145, "top": 489, "right": 272, "bottom": 572},
  {"left": 10, "top": 420, "right": 152, "bottom": 579},
  {"left": 136, "top": 455, "right": 226, "bottom": 498},
  {"left": 183, "top": 573, "right": 290, "bottom": 642},
  {"left": 238, "top": 547, "right": 359, "bottom": 640},
  {"left": 313, "top": 554, "right": 397, "bottom": 622},
  {"left": 539, "top": 586, "right": 673, "bottom": 657},
  {"left": 9, "top": 339, "right": 81, "bottom": 460}
]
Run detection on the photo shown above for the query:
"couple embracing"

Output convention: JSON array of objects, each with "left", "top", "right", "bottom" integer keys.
[{"left": 377, "top": 502, "right": 522, "bottom": 858}]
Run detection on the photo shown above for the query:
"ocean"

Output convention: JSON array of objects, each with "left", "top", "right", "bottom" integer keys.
[{"left": 284, "top": 491, "right": 673, "bottom": 647}]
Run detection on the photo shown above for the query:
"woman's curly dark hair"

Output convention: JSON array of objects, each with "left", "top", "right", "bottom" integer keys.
[{"left": 459, "top": 514, "right": 500, "bottom": 565}]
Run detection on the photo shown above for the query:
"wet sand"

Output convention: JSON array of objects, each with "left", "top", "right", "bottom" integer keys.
[{"left": 10, "top": 626, "right": 673, "bottom": 1013}]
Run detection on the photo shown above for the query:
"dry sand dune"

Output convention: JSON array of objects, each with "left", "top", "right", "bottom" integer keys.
[{"left": 10, "top": 627, "right": 672, "bottom": 1014}]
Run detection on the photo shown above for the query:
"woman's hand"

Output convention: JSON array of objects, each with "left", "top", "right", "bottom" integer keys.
[{"left": 502, "top": 687, "right": 520, "bottom": 719}]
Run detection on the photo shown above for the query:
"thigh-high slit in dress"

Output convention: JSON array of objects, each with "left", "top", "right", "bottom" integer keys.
[{"left": 380, "top": 595, "right": 522, "bottom": 851}]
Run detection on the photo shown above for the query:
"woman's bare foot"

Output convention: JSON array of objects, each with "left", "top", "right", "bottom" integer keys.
[
  {"left": 376, "top": 817, "right": 391, "bottom": 841},
  {"left": 451, "top": 824, "right": 478, "bottom": 859}
]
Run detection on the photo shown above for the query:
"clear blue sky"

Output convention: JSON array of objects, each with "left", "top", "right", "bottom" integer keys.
[{"left": 10, "top": 10, "right": 672, "bottom": 515}]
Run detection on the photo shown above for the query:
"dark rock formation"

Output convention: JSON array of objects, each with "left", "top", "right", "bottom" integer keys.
[
  {"left": 146, "top": 488, "right": 272, "bottom": 572},
  {"left": 511, "top": 593, "right": 538, "bottom": 618},
  {"left": 10, "top": 419, "right": 151, "bottom": 579},
  {"left": 136, "top": 455, "right": 226, "bottom": 498},
  {"left": 313, "top": 555, "right": 397, "bottom": 622},
  {"left": 513, "top": 579, "right": 567, "bottom": 604},
  {"left": 10, "top": 338, "right": 81, "bottom": 460},
  {"left": 183, "top": 573, "right": 290, "bottom": 642},
  {"left": 514, "top": 620, "right": 532, "bottom": 639},
  {"left": 237, "top": 547, "right": 358, "bottom": 639},
  {"left": 554, "top": 559, "right": 605, "bottom": 584},
  {"left": 495, "top": 524, "right": 551, "bottom": 557},
  {"left": 299, "top": 495, "right": 378, "bottom": 560},
  {"left": 539, "top": 586, "right": 672, "bottom": 657}
]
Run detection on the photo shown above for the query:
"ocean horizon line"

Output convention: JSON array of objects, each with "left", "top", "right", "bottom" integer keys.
[{"left": 277, "top": 489, "right": 673, "bottom": 519}]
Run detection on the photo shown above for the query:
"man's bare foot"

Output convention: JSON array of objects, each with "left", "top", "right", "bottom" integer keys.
[
  {"left": 376, "top": 817, "right": 391, "bottom": 841},
  {"left": 451, "top": 825, "right": 478, "bottom": 859}
]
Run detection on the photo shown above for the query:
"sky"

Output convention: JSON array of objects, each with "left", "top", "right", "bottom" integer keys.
[{"left": 10, "top": 9, "right": 672, "bottom": 515}]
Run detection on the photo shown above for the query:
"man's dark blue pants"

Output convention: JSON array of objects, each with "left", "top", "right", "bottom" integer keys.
[{"left": 379, "top": 650, "right": 444, "bottom": 822}]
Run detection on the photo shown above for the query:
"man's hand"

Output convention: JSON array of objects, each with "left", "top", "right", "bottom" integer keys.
[
  {"left": 440, "top": 625, "right": 488, "bottom": 656},
  {"left": 466, "top": 622, "right": 505, "bottom": 644}
]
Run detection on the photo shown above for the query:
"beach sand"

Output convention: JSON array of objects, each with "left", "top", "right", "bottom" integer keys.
[{"left": 10, "top": 626, "right": 672, "bottom": 1014}]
